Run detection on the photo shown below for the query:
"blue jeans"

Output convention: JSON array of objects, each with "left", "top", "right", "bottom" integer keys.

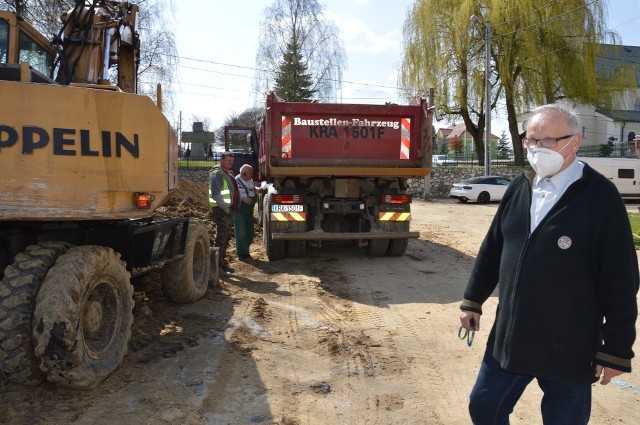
[{"left": 469, "top": 348, "right": 591, "bottom": 424}]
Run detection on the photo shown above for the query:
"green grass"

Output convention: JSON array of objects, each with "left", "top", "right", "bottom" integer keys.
[{"left": 628, "top": 211, "right": 640, "bottom": 249}]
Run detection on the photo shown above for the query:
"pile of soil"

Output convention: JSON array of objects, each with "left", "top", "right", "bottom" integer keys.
[{"left": 155, "top": 178, "right": 216, "bottom": 240}]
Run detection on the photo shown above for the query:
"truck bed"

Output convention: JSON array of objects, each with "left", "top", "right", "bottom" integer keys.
[{"left": 259, "top": 94, "right": 431, "bottom": 178}]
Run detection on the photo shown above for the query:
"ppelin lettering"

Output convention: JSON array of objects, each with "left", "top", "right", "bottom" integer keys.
[{"left": 0, "top": 125, "right": 139, "bottom": 158}]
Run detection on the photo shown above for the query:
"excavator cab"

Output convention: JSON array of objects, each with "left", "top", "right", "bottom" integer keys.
[{"left": 0, "top": 10, "right": 54, "bottom": 82}]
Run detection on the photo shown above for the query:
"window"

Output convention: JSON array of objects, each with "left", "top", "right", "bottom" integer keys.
[
  {"left": 0, "top": 18, "right": 8, "bottom": 64},
  {"left": 635, "top": 98, "right": 640, "bottom": 112},
  {"left": 618, "top": 169, "right": 634, "bottom": 179},
  {"left": 629, "top": 131, "right": 637, "bottom": 142},
  {"left": 226, "top": 129, "right": 254, "bottom": 153},
  {"left": 18, "top": 30, "right": 52, "bottom": 76}
]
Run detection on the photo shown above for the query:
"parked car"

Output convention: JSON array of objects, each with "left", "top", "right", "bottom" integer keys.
[
  {"left": 449, "top": 176, "right": 512, "bottom": 203},
  {"left": 433, "top": 154, "right": 457, "bottom": 166}
]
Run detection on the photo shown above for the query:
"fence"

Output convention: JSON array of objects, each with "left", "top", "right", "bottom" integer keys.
[
  {"left": 577, "top": 142, "right": 638, "bottom": 158},
  {"left": 178, "top": 154, "right": 220, "bottom": 168},
  {"left": 432, "top": 151, "right": 524, "bottom": 167}
]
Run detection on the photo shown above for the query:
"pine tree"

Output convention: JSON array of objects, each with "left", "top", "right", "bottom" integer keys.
[
  {"left": 273, "top": 36, "right": 316, "bottom": 102},
  {"left": 497, "top": 130, "right": 511, "bottom": 160}
]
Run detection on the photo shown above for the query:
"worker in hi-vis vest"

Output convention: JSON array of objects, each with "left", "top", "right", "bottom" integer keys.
[{"left": 209, "top": 151, "right": 239, "bottom": 276}]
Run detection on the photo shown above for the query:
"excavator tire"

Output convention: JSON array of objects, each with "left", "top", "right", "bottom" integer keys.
[
  {"left": 0, "top": 241, "right": 73, "bottom": 385},
  {"left": 163, "top": 218, "right": 210, "bottom": 304},
  {"left": 32, "top": 246, "right": 133, "bottom": 389}
]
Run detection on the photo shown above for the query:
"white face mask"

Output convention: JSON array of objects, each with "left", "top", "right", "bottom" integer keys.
[{"left": 526, "top": 142, "right": 572, "bottom": 178}]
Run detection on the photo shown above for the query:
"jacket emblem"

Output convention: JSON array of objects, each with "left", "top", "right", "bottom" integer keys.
[{"left": 557, "top": 236, "right": 572, "bottom": 250}]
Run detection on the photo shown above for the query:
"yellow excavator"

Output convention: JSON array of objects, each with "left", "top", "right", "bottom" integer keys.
[{"left": 0, "top": 1, "right": 211, "bottom": 389}]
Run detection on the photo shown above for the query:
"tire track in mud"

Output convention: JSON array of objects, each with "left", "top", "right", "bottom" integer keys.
[{"left": 312, "top": 254, "right": 454, "bottom": 424}]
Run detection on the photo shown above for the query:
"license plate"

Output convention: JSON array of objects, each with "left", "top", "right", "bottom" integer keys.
[{"left": 271, "top": 204, "right": 304, "bottom": 212}]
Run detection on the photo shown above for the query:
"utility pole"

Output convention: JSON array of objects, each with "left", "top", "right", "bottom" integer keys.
[
  {"left": 483, "top": 21, "right": 492, "bottom": 176},
  {"left": 471, "top": 15, "right": 492, "bottom": 176}
]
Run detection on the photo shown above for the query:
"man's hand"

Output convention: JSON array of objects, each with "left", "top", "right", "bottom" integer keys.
[
  {"left": 460, "top": 311, "right": 481, "bottom": 331},
  {"left": 595, "top": 365, "right": 625, "bottom": 385}
]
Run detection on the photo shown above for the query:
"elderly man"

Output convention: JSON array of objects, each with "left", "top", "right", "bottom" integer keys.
[
  {"left": 209, "top": 152, "right": 238, "bottom": 276},
  {"left": 233, "top": 164, "right": 259, "bottom": 261},
  {"left": 459, "top": 104, "right": 638, "bottom": 424}
]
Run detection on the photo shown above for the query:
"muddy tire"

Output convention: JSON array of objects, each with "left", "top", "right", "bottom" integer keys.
[
  {"left": 286, "top": 221, "right": 307, "bottom": 258},
  {"left": 32, "top": 246, "right": 133, "bottom": 389},
  {"left": 264, "top": 195, "right": 285, "bottom": 260},
  {"left": 0, "top": 242, "right": 73, "bottom": 385},
  {"left": 164, "top": 218, "right": 210, "bottom": 304},
  {"left": 382, "top": 222, "right": 409, "bottom": 256},
  {"left": 366, "top": 238, "right": 389, "bottom": 257}
]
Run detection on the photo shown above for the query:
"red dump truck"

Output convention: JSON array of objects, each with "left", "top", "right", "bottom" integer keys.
[{"left": 225, "top": 92, "right": 433, "bottom": 260}]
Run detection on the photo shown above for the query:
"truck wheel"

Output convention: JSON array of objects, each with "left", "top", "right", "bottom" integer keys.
[
  {"left": 164, "top": 218, "right": 210, "bottom": 304},
  {"left": 367, "top": 238, "right": 389, "bottom": 257},
  {"left": 32, "top": 246, "right": 133, "bottom": 389},
  {"left": 257, "top": 193, "right": 264, "bottom": 226},
  {"left": 0, "top": 242, "right": 73, "bottom": 385},
  {"left": 286, "top": 221, "right": 306, "bottom": 258},
  {"left": 382, "top": 222, "right": 409, "bottom": 256},
  {"left": 264, "top": 196, "right": 285, "bottom": 260}
]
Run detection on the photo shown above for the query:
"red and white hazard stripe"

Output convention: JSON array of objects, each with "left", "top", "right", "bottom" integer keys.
[
  {"left": 281, "top": 116, "right": 292, "bottom": 158},
  {"left": 400, "top": 118, "right": 411, "bottom": 159}
]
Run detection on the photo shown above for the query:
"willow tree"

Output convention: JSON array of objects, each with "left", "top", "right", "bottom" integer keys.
[
  {"left": 254, "top": 0, "right": 346, "bottom": 102},
  {"left": 401, "top": 0, "right": 626, "bottom": 165}
]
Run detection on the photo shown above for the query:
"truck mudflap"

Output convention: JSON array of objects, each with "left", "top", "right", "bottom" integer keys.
[{"left": 271, "top": 230, "right": 419, "bottom": 240}]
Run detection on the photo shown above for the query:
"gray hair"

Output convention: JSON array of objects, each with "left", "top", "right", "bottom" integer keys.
[
  {"left": 528, "top": 104, "right": 580, "bottom": 134},
  {"left": 239, "top": 164, "right": 253, "bottom": 174}
]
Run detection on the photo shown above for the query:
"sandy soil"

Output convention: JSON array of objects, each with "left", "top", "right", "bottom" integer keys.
[{"left": 1, "top": 180, "right": 639, "bottom": 424}]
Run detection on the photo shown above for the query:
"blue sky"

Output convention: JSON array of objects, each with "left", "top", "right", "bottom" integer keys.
[{"left": 171, "top": 0, "right": 640, "bottom": 136}]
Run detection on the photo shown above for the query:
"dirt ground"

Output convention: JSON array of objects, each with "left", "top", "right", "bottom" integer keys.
[{"left": 1, "top": 180, "right": 639, "bottom": 424}]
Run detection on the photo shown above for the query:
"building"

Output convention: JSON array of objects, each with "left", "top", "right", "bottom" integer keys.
[
  {"left": 519, "top": 44, "right": 640, "bottom": 153},
  {"left": 435, "top": 123, "right": 500, "bottom": 156}
]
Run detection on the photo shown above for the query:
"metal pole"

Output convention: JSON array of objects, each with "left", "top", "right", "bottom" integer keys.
[{"left": 484, "top": 21, "right": 491, "bottom": 176}]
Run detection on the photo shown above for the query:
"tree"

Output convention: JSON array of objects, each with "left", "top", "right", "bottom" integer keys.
[
  {"left": 255, "top": 0, "right": 346, "bottom": 102},
  {"left": 497, "top": 130, "right": 511, "bottom": 160},
  {"left": 214, "top": 107, "right": 265, "bottom": 150},
  {"left": 273, "top": 36, "right": 316, "bottom": 102},
  {"left": 401, "top": 0, "right": 626, "bottom": 166}
]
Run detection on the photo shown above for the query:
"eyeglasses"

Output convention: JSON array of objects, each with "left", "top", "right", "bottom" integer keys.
[{"left": 522, "top": 134, "right": 574, "bottom": 149}]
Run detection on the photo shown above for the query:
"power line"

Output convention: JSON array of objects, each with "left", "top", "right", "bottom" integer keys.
[
  {"left": 493, "top": 0, "right": 564, "bottom": 28},
  {"left": 495, "top": 0, "right": 600, "bottom": 37}
]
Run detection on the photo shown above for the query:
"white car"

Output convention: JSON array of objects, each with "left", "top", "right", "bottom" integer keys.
[
  {"left": 433, "top": 154, "right": 457, "bottom": 166},
  {"left": 449, "top": 176, "right": 512, "bottom": 203}
]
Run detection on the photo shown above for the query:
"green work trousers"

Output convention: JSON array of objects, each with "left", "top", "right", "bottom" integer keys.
[{"left": 233, "top": 201, "right": 255, "bottom": 258}]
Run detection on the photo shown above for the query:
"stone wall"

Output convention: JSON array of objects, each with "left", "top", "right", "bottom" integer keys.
[
  {"left": 179, "top": 167, "right": 210, "bottom": 185},
  {"left": 179, "top": 166, "right": 528, "bottom": 199},
  {"left": 419, "top": 166, "right": 527, "bottom": 198}
]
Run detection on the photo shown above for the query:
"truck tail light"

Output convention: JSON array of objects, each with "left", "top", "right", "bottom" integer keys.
[
  {"left": 272, "top": 194, "right": 304, "bottom": 204},
  {"left": 380, "top": 194, "right": 412, "bottom": 204},
  {"left": 135, "top": 193, "right": 155, "bottom": 209}
]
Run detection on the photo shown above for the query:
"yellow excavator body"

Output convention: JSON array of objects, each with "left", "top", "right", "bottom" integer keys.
[{"left": 0, "top": 79, "right": 178, "bottom": 220}]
